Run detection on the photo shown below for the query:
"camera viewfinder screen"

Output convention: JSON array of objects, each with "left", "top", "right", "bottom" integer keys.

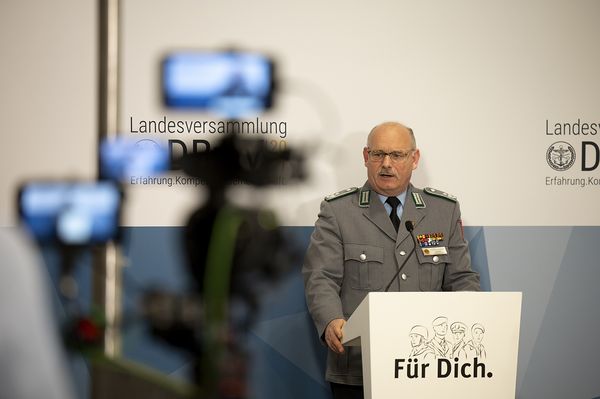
[
  {"left": 162, "top": 51, "right": 274, "bottom": 117},
  {"left": 19, "top": 182, "right": 121, "bottom": 245}
]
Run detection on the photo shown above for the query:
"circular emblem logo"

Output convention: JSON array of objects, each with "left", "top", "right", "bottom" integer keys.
[
  {"left": 547, "top": 141, "right": 575, "bottom": 171},
  {"left": 135, "top": 139, "right": 161, "bottom": 150}
]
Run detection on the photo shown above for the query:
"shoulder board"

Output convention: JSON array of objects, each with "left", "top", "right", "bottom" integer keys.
[
  {"left": 423, "top": 187, "right": 457, "bottom": 202},
  {"left": 325, "top": 187, "right": 358, "bottom": 202}
]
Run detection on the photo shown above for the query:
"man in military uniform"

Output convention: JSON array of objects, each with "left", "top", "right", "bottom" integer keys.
[
  {"left": 408, "top": 325, "right": 435, "bottom": 361},
  {"left": 302, "top": 121, "right": 480, "bottom": 399},
  {"left": 465, "top": 323, "right": 487, "bottom": 360},
  {"left": 450, "top": 321, "right": 469, "bottom": 360},
  {"left": 428, "top": 316, "right": 452, "bottom": 359}
]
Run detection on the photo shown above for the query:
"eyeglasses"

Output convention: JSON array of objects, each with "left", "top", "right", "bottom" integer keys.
[{"left": 367, "top": 149, "right": 415, "bottom": 163}]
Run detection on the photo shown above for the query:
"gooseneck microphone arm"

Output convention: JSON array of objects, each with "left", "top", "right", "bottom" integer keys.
[{"left": 384, "top": 221, "right": 418, "bottom": 292}]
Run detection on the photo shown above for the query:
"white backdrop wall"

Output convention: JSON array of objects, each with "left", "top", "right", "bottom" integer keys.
[
  {"left": 0, "top": 0, "right": 96, "bottom": 226},
  {"left": 119, "top": 0, "right": 600, "bottom": 227},
  {"left": 2, "top": 1, "right": 599, "bottom": 227}
]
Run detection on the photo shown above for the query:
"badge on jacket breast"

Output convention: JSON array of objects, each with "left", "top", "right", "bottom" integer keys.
[{"left": 417, "top": 232, "right": 447, "bottom": 257}]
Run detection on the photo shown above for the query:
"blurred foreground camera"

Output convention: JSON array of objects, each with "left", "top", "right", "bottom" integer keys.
[{"left": 142, "top": 134, "right": 306, "bottom": 398}]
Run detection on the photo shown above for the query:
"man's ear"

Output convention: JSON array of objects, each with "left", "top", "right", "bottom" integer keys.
[
  {"left": 411, "top": 149, "right": 421, "bottom": 170},
  {"left": 363, "top": 147, "right": 369, "bottom": 166}
]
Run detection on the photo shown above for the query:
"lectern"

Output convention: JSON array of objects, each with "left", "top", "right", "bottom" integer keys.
[{"left": 342, "top": 292, "right": 522, "bottom": 399}]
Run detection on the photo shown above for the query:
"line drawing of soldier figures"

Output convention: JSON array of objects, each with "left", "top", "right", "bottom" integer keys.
[
  {"left": 450, "top": 321, "right": 468, "bottom": 360},
  {"left": 407, "top": 325, "right": 435, "bottom": 361},
  {"left": 427, "top": 316, "right": 452, "bottom": 359},
  {"left": 464, "top": 323, "right": 487, "bottom": 360}
]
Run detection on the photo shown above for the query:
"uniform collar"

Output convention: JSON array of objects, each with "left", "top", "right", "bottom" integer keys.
[
  {"left": 376, "top": 190, "right": 408, "bottom": 208},
  {"left": 360, "top": 182, "right": 427, "bottom": 244}
]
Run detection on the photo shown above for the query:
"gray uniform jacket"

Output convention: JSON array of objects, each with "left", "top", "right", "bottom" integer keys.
[{"left": 302, "top": 182, "right": 480, "bottom": 385}]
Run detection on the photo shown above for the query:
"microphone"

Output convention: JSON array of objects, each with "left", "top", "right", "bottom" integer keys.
[{"left": 384, "top": 221, "right": 418, "bottom": 292}]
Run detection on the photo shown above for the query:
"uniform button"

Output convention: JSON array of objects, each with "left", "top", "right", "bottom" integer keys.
[
  {"left": 401, "top": 273, "right": 407, "bottom": 281},
  {"left": 399, "top": 250, "right": 406, "bottom": 256},
  {"left": 432, "top": 255, "right": 439, "bottom": 263},
  {"left": 359, "top": 253, "right": 367, "bottom": 261}
]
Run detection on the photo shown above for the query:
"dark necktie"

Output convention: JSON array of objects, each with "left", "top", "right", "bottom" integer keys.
[{"left": 386, "top": 196, "right": 401, "bottom": 232}]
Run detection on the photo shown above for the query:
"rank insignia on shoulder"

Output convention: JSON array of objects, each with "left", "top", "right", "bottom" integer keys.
[
  {"left": 325, "top": 187, "right": 358, "bottom": 202},
  {"left": 424, "top": 187, "right": 457, "bottom": 202}
]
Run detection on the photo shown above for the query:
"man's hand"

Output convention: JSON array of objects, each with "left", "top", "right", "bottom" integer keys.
[{"left": 325, "top": 318, "right": 346, "bottom": 354}]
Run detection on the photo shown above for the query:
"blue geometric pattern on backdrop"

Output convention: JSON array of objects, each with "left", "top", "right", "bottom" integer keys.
[
  {"left": 480, "top": 226, "right": 600, "bottom": 399},
  {"left": 515, "top": 227, "right": 600, "bottom": 398},
  {"left": 464, "top": 227, "right": 491, "bottom": 291},
  {"left": 119, "top": 227, "right": 193, "bottom": 378},
  {"left": 118, "top": 226, "right": 490, "bottom": 399},
  {"left": 38, "top": 225, "right": 599, "bottom": 398}
]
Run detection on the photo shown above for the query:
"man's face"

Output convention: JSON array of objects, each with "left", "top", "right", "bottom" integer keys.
[
  {"left": 473, "top": 328, "right": 484, "bottom": 344},
  {"left": 433, "top": 322, "right": 448, "bottom": 337},
  {"left": 363, "top": 125, "right": 420, "bottom": 196},
  {"left": 453, "top": 331, "right": 465, "bottom": 342},
  {"left": 410, "top": 333, "right": 422, "bottom": 347}
]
